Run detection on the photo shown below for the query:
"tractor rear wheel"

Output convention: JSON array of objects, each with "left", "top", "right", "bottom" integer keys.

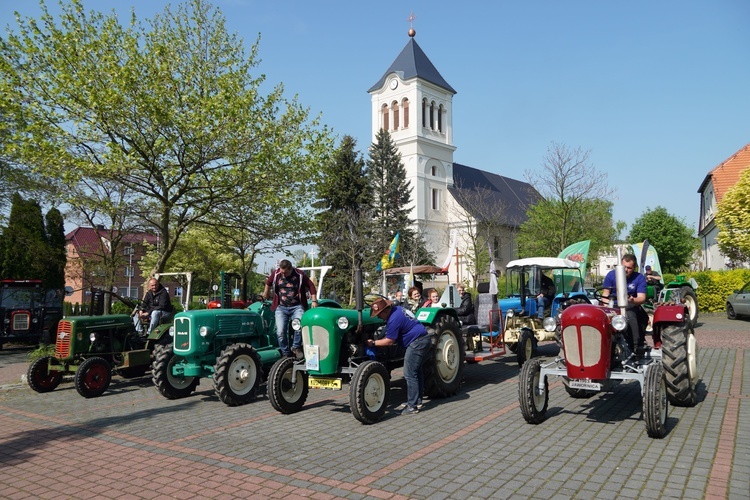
[
  {"left": 519, "top": 359, "right": 548, "bottom": 424},
  {"left": 27, "top": 356, "right": 62, "bottom": 393},
  {"left": 151, "top": 344, "right": 199, "bottom": 399},
  {"left": 75, "top": 356, "right": 112, "bottom": 398},
  {"left": 680, "top": 287, "right": 699, "bottom": 327},
  {"left": 516, "top": 328, "right": 537, "bottom": 367},
  {"left": 350, "top": 360, "right": 389, "bottom": 424},
  {"left": 643, "top": 362, "right": 668, "bottom": 438},
  {"left": 213, "top": 344, "right": 262, "bottom": 406},
  {"left": 268, "top": 356, "right": 308, "bottom": 414},
  {"left": 424, "top": 315, "right": 464, "bottom": 398},
  {"left": 662, "top": 324, "right": 699, "bottom": 407}
]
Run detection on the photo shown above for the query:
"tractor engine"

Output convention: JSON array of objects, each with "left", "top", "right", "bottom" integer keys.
[{"left": 560, "top": 304, "right": 621, "bottom": 380}]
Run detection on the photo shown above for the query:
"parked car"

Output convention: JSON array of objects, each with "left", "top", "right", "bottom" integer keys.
[{"left": 726, "top": 281, "right": 750, "bottom": 320}]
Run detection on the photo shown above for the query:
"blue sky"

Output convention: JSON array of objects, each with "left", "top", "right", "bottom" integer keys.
[{"left": 3, "top": 0, "right": 749, "bottom": 243}]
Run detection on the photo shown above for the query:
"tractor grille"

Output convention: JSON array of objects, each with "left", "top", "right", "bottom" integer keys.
[
  {"left": 12, "top": 312, "right": 30, "bottom": 331},
  {"left": 562, "top": 325, "right": 602, "bottom": 367},
  {"left": 307, "top": 325, "right": 331, "bottom": 361},
  {"left": 55, "top": 321, "right": 73, "bottom": 358}
]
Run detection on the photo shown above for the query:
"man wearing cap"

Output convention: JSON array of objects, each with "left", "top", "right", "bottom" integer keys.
[
  {"left": 644, "top": 265, "right": 661, "bottom": 284},
  {"left": 367, "top": 297, "right": 432, "bottom": 415}
]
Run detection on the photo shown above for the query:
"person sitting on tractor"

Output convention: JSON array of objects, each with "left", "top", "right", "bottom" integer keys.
[
  {"left": 454, "top": 285, "right": 476, "bottom": 325},
  {"left": 404, "top": 287, "right": 422, "bottom": 313},
  {"left": 600, "top": 254, "right": 650, "bottom": 353},
  {"left": 135, "top": 278, "right": 174, "bottom": 335},
  {"left": 367, "top": 297, "right": 432, "bottom": 415},
  {"left": 536, "top": 273, "right": 556, "bottom": 319},
  {"left": 423, "top": 288, "right": 442, "bottom": 308}
]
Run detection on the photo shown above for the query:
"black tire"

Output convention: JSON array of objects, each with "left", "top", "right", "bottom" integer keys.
[
  {"left": 75, "top": 356, "right": 112, "bottom": 398},
  {"left": 507, "top": 342, "right": 518, "bottom": 354},
  {"left": 661, "top": 324, "right": 699, "bottom": 407},
  {"left": 680, "top": 287, "right": 698, "bottom": 328},
  {"left": 518, "top": 359, "right": 548, "bottom": 424},
  {"left": 563, "top": 381, "right": 596, "bottom": 399},
  {"left": 213, "top": 343, "right": 262, "bottom": 406},
  {"left": 151, "top": 344, "right": 199, "bottom": 399},
  {"left": 117, "top": 366, "right": 148, "bottom": 379},
  {"left": 349, "top": 360, "right": 390, "bottom": 424},
  {"left": 268, "top": 356, "right": 308, "bottom": 414},
  {"left": 726, "top": 303, "right": 737, "bottom": 320},
  {"left": 643, "top": 362, "right": 668, "bottom": 438},
  {"left": 516, "top": 328, "right": 537, "bottom": 367},
  {"left": 27, "top": 356, "right": 62, "bottom": 393},
  {"left": 424, "top": 316, "right": 464, "bottom": 398}
]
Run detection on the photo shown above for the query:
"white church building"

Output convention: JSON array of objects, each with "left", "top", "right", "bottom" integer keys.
[{"left": 368, "top": 29, "right": 541, "bottom": 286}]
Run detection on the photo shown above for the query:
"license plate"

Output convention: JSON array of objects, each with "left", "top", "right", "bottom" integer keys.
[
  {"left": 309, "top": 376, "right": 342, "bottom": 390},
  {"left": 568, "top": 380, "right": 601, "bottom": 391}
]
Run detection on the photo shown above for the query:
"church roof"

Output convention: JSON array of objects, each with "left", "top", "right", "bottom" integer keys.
[
  {"left": 368, "top": 37, "right": 456, "bottom": 94},
  {"left": 449, "top": 163, "right": 542, "bottom": 227}
]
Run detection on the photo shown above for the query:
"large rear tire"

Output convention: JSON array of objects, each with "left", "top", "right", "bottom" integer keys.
[
  {"left": 643, "top": 362, "right": 668, "bottom": 438},
  {"left": 213, "top": 343, "right": 262, "bottom": 406},
  {"left": 268, "top": 357, "right": 308, "bottom": 414},
  {"left": 516, "top": 328, "right": 537, "bottom": 367},
  {"left": 349, "top": 360, "right": 389, "bottom": 424},
  {"left": 75, "top": 356, "right": 112, "bottom": 398},
  {"left": 151, "top": 344, "right": 199, "bottom": 399},
  {"left": 27, "top": 356, "right": 63, "bottom": 393},
  {"left": 680, "top": 287, "right": 698, "bottom": 328},
  {"left": 518, "top": 359, "right": 548, "bottom": 424},
  {"left": 661, "top": 324, "right": 699, "bottom": 407},
  {"left": 424, "top": 316, "right": 464, "bottom": 398}
]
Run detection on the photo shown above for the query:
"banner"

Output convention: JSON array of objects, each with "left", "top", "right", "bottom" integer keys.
[
  {"left": 555, "top": 240, "right": 590, "bottom": 291},
  {"left": 376, "top": 232, "right": 401, "bottom": 271},
  {"left": 631, "top": 241, "right": 663, "bottom": 279}
]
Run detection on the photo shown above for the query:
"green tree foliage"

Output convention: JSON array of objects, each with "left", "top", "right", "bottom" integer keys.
[
  {"left": 366, "top": 129, "right": 432, "bottom": 271},
  {"left": 628, "top": 206, "right": 698, "bottom": 272},
  {"left": 315, "top": 135, "right": 372, "bottom": 302},
  {"left": 716, "top": 168, "right": 750, "bottom": 265},
  {"left": 1, "top": 0, "right": 331, "bottom": 275},
  {"left": 44, "top": 207, "right": 67, "bottom": 289},
  {"left": 520, "top": 142, "right": 622, "bottom": 261},
  {"left": 0, "top": 194, "right": 50, "bottom": 280}
]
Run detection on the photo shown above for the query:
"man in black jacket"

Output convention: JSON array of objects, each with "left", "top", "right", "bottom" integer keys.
[
  {"left": 455, "top": 285, "right": 476, "bottom": 325},
  {"left": 135, "top": 278, "right": 174, "bottom": 334}
]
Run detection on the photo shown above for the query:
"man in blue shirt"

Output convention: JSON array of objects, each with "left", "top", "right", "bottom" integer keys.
[
  {"left": 367, "top": 297, "right": 432, "bottom": 415},
  {"left": 601, "top": 253, "right": 650, "bottom": 353}
]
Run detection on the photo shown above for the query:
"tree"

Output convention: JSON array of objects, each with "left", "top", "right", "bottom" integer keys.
[
  {"left": 0, "top": 194, "right": 53, "bottom": 281},
  {"left": 366, "top": 129, "right": 431, "bottom": 272},
  {"left": 316, "top": 135, "right": 372, "bottom": 303},
  {"left": 715, "top": 168, "right": 750, "bottom": 266},
  {"left": 44, "top": 207, "right": 67, "bottom": 290},
  {"left": 1, "top": 0, "right": 332, "bottom": 275},
  {"left": 520, "top": 142, "right": 623, "bottom": 261},
  {"left": 628, "top": 207, "right": 699, "bottom": 272}
]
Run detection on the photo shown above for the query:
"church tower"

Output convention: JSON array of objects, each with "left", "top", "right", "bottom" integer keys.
[{"left": 368, "top": 27, "right": 458, "bottom": 265}]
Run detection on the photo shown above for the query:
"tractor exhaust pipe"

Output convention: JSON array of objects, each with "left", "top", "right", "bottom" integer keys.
[{"left": 615, "top": 248, "right": 628, "bottom": 316}]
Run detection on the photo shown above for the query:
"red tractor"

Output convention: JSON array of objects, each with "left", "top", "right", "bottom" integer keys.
[{"left": 518, "top": 259, "right": 699, "bottom": 438}]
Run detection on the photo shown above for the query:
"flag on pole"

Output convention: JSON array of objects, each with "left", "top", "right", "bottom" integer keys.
[
  {"left": 376, "top": 232, "right": 401, "bottom": 271},
  {"left": 407, "top": 264, "right": 414, "bottom": 289}
]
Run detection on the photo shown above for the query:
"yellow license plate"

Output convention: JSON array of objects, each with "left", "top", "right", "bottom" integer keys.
[{"left": 309, "top": 376, "right": 342, "bottom": 390}]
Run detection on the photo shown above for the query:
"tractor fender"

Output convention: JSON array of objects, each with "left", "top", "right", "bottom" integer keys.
[{"left": 653, "top": 304, "right": 688, "bottom": 325}]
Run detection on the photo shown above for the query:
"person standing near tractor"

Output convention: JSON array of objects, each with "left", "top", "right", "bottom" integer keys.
[
  {"left": 600, "top": 253, "right": 650, "bottom": 352},
  {"left": 135, "top": 277, "right": 174, "bottom": 335},
  {"left": 262, "top": 259, "right": 318, "bottom": 358},
  {"left": 367, "top": 297, "right": 431, "bottom": 415}
]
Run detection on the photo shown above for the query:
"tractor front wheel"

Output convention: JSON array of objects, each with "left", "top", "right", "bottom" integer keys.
[
  {"left": 424, "top": 315, "right": 464, "bottom": 398},
  {"left": 519, "top": 359, "right": 548, "bottom": 424},
  {"left": 517, "top": 328, "right": 537, "bottom": 367},
  {"left": 662, "top": 324, "right": 699, "bottom": 407},
  {"left": 643, "top": 362, "right": 668, "bottom": 438},
  {"left": 75, "top": 356, "right": 112, "bottom": 398},
  {"left": 27, "top": 356, "right": 62, "bottom": 393},
  {"left": 268, "top": 357, "right": 308, "bottom": 414},
  {"left": 680, "top": 287, "right": 699, "bottom": 327},
  {"left": 213, "top": 344, "right": 262, "bottom": 406},
  {"left": 151, "top": 344, "right": 199, "bottom": 399},
  {"left": 350, "top": 360, "right": 390, "bottom": 424}
]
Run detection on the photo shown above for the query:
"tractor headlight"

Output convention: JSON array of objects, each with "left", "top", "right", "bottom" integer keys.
[
  {"left": 611, "top": 315, "right": 628, "bottom": 332},
  {"left": 337, "top": 316, "right": 349, "bottom": 330},
  {"left": 291, "top": 318, "right": 301, "bottom": 331},
  {"left": 542, "top": 317, "right": 557, "bottom": 332},
  {"left": 199, "top": 326, "right": 210, "bottom": 337},
  {"left": 32, "top": 317, "right": 38, "bottom": 324},
  {"left": 506, "top": 309, "right": 515, "bottom": 319},
  {"left": 169, "top": 326, "right": 174, "bottom": 337},
  {"left": 89, "top": 332, "right": 97, "bottom": 342}
]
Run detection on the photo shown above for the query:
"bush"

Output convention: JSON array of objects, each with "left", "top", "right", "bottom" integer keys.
[{"left": 687, "top": 269, "right": 750, "bottom": 313}]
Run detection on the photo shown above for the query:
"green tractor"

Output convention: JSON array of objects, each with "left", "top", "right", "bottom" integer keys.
[
  {"left": 266, "top": 265, "right": 465, "bottom": 424},
  {"left": 26, "top": 289, "right": 174, "bottom": 398}
]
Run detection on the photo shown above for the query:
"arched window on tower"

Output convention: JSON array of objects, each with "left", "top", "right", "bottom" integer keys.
[
  {"left": 422, "top": 98, "right": 427, "bottom": 128},
  {"left": 402, "top": 98, "right": 409, "bottom": 128},
  {"left": 438, "top": 104, "right": 443, "bottom": 133},
  {"left": 382, "top": 104, "right": 389, "bottom": 131},
  {"left": 392, "top": 101, "right": 399, "bottom": 130},
  {"left": 430, "top": 101, "right": 435, "bottom": 130},
  {"left": 431, "top": 165, "right": 437, "bottom": 176}
]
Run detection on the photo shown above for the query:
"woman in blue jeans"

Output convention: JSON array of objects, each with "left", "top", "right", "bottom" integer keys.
[{"left": 367, "top": 297, "right": 432, "bottom": 415}]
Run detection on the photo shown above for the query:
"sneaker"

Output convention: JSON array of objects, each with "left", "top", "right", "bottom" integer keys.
[
  {"left": 292, "top": 347, "right": 304, "bottom": 359},
  {"left": 401, "top": 406, "right": 419, "bottom": 415},
  {"left": 416, "top": 402, "right": 424, "bottom": 410},
  {"left": 653, "top": 341, "right": 662, "bottom": 349},
  {"left": 395, "top": 403, "right": 407, "bottom": 411}
]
